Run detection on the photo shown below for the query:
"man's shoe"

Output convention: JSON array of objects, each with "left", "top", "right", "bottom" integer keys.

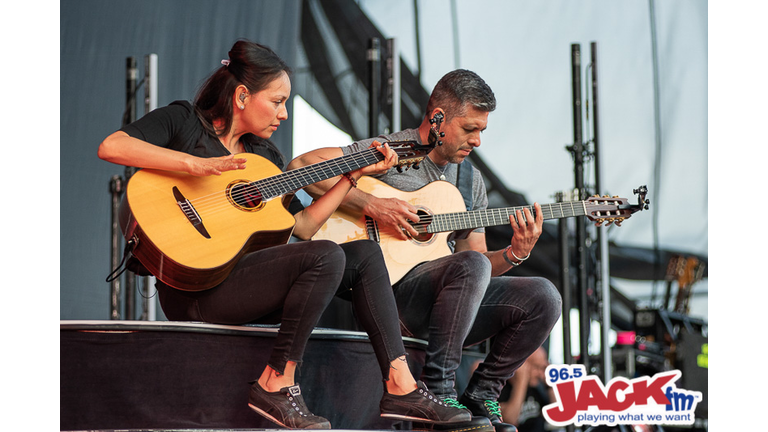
[
  {"left": 381, "top": 381, "right": 473, "bottom": 424},
  {"left": 248, "top": 381, "right": 331, "bottom": 429},
  {"left": 458, "top": 397, "right": 517, "bottom": 432}
]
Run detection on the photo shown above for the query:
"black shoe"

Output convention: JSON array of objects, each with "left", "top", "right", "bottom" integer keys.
[
  {"left": 248, "top": 381, "right": 331, "bottom": 429},
  {"left": 458, "top": 396, "right": 517, "bottom": 432},
  {"left": 412, "top": 415, "right": 494, "bottom": 431},
  {"left": 381, "top": 381, "right": 473, "bottom": 424}
]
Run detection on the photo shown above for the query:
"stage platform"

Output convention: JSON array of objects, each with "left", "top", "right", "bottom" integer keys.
[{"left": 60, "top": 320, "right": 430, "bottom": 431}]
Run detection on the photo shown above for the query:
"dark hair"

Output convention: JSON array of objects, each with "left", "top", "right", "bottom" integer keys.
[
  {"left": 425, "top": 69, "right": 496, "bottom": 122},
  {"left": 194, "top": 40, "right": 292, "bottom": 136}
]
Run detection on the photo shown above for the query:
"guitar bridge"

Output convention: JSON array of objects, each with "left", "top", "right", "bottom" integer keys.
[
  {"left": 364, "top": 216, "right": 380, "bottom": 243},
  {"left": 173, "top": 186, "right": 211, "bottom": 239}
]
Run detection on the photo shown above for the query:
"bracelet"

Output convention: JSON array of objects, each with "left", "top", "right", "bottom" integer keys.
[
  {"left": 508, "top": 247, "right": 530, "bottom": 262},
  {"left": 502, "top": 246, "right": 529, "bottom": 267},
  {"left": 342, "top": 172, "right": 357, "bottom": 188}
]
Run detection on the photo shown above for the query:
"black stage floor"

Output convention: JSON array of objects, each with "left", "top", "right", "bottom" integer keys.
[{"left": 61, "top": 320, "right": 428, "bottom": 432}]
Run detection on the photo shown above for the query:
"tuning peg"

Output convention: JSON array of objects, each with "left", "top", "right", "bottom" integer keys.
[
  {"left": 440, "top": 132, "right": 445, "bottom": 137},
  {"left": 396, "top": 166, "right": 403, "bottom": 173},
  {"left": 437, "top": 140, "right": 443, "bottom": 146},
  {"left": 413, "top": 162, "right": 421, "bottom": 170}
]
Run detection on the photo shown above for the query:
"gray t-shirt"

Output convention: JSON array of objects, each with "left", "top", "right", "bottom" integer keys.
[{"left": 343, "top": 128, "right": 489, "bottom": 239}]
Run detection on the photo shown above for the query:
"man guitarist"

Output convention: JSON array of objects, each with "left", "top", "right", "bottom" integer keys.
[{"left": 289, "top": 69, "right": 562, "bottom": 432}]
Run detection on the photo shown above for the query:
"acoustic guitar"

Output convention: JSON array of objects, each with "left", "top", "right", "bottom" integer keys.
[
  {"left": 313, "top": 177, "right": 649, "bottom": 284},
  {"left": 119, "top": 140, "right": 434, "bottom": 291}
]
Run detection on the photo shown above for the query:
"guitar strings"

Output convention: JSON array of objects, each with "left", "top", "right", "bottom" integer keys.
[
  {"left": 181, "top": 149, "right": 384, "bottom": 218},
  {"left": 181, "top": 140, "right": 421, "bottom": 213},
  {"left": 409, "top": 202, "right": 589, "bottom": 233}
]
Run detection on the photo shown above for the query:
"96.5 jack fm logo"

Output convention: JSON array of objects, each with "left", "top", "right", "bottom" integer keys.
[{"left": 542, "top": 365, "right": 703, "bottom": 427}]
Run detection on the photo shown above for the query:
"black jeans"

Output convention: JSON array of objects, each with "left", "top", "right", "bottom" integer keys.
[
  {"left": 156, "top": 240, "right": 345, "bottom": 375},
  {"left": 462, "top": 275, "right": 562, "bottom": 401},
  {"left": 393, "top": 251, "right": 562, "bottom": 401},
  {"left": 156, "top": 239, "right": 407, "bottom": 381},
  {"left": 337, "top": 240, "right": 407, "bottom": 380},
  {"left": 392, "top": 250, "right": 492, "bottom": 398}
]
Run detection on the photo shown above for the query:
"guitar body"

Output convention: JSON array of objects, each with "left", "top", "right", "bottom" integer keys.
[
  {"left": 313, "top": 177, "right": 467, "bottom": 284},
  {"left": 120, "top": 153, "right": 296, "bottom": 291}
]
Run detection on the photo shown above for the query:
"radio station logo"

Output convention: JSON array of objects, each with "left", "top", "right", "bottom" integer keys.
[{"left": 542, "top": 365, "right": 702, "bottom": 427}]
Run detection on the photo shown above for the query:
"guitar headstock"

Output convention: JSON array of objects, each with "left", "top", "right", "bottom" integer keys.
[
  {"left": 585, "top": 185, "right": 650, "bottom": 226},
  {"left": 428, "top": 111, "right": 445, "bottom": 147},
  {"left": 385, "top": 139, "right": 435, "bottom": 172}
]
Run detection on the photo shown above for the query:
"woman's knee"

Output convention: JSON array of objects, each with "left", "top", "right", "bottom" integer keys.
[
  {"left": 340, "top": 240, "right": 383, "bottom": 265},
  {"left": 311, "top": 239, "right": 346, "bottom": 261}
]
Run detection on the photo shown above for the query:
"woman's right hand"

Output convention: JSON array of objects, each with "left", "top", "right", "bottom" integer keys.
[{"left": 185, "top": 154, "right": 248, "bottom": 176}]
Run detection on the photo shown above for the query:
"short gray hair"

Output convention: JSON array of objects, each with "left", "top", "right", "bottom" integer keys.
[{"left": 426, "top": 69, "right": 496, "bottom": 121}]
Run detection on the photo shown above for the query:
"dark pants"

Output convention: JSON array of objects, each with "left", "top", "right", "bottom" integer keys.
[
  {"left": 462, "top": 275, "right": 562, "bottom": 401},
  {"left": 393, "top": 250, "right": 492, "bottom": 398},
  {"left": 337, "top": 240, "right": 407, "bottom": 380},
  {"left": 156, "top": 240, "right": 344, "bottom": 375},
  {"left": 393, "top": 251, "right": 562, "bottom": 401},
  {"left": 156, "top": 239, "right": 407, "bottom": 381}
]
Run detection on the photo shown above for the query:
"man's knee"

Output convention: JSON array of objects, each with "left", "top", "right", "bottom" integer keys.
[
  {"left": 451, "top": 250, "right": 492, "bottom": 285},
  {"left": 531, "top": 277, "right": 562, "bottom": 323}
]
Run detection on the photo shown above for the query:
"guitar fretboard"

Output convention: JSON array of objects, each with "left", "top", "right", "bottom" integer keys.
[
  {"left": 423, "top": 201, "right": 590, "bottom": 233},
  {"left": 251, "top": 149, "right": 385, "bottom": 199}
]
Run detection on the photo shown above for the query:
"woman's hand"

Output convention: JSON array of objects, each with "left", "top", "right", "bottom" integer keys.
[
  {"left": 184, "top": 154, "right": 248, "bottom": 176},
  {"left": 354, "top": 141, "right": 398, "bottom": 177}
]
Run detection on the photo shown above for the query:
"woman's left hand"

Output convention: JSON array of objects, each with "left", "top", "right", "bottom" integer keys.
[{"left": 355, "top": 141, "right": 398, "bottom": 176}]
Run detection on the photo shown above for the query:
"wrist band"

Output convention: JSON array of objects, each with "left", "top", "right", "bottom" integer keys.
[
  {"left": 342, "top": 172, "right": 357, "bottom": 188},
  {"left": 502, "top": 246, "right": 529, "bottom": 267}
]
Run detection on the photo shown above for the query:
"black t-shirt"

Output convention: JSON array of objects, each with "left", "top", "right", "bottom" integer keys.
[{"left": 120, "top": 100, "right": 303, "bottom": 215}]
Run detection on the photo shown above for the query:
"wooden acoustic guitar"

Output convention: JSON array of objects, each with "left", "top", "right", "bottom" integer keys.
[
  {"left": 313, "top": 177, "right": 649, "bottom": 284},
  {"left": 119, "top": 140, "right": 434, "bottom": 291}
]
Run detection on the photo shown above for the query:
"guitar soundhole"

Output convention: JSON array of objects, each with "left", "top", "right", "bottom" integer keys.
[
  {"left": 227, "top": 181, "right": 264, "bottom": 211},
  {"left": 410, "top": 209, "right": 435, "bottom": 244}
]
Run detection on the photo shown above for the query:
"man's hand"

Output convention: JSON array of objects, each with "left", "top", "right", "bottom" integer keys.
[
  {"left": 365, "top": 196, "right": 421, "bottom": 240},
  {"left": 507, "top": 202, "right": 543, "bottom": 260}
]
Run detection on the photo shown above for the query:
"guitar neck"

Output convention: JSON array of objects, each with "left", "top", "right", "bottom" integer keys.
[
  {"left": 253, "top": 148, "right": 383, "bottom": 199},
  {"left": 424, "top": 201, "right": 589, "bottom": 233}
]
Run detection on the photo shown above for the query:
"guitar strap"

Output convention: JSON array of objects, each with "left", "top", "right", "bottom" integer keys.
[{"left": 456, "top": 159, "right": 474, "bottom": 211}]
